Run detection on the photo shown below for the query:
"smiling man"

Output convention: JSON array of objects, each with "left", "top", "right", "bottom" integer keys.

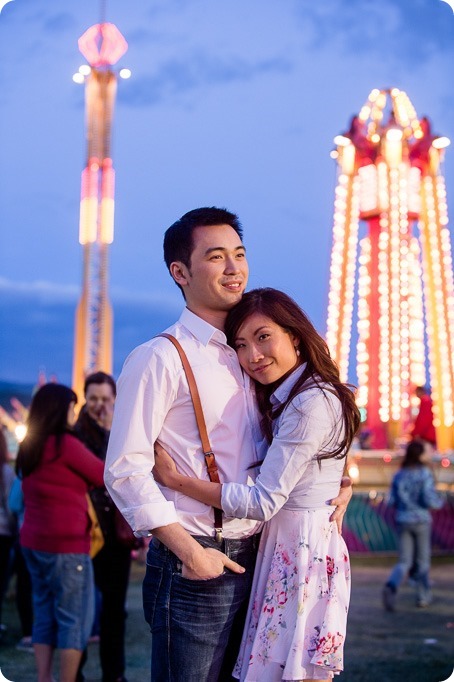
[
  {"left": 104, "top": 207, "right": 351, "bottom": 682},
  {"left": 105, "top": 207, "right": 261, "bottom": 681}
]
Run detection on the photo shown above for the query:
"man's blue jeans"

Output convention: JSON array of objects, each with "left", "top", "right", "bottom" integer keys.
[
  {"left": 388, "top": 521, "right": 432, "bottom": 600},
  {"left": 143, "top": 534, "right": 259, "bottom": 682}
]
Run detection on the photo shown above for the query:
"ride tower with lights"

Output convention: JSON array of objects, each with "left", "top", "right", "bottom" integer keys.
[
  {"left": 71, "top": 22, "right": 129, "bottom": 403},
  {"left": 326, "top": 88, "right": 454, "bottom": 453}
]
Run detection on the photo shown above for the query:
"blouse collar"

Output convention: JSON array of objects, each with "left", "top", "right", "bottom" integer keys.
[{"left": 270, "top": 362, "right": 308, "bottom": 406}]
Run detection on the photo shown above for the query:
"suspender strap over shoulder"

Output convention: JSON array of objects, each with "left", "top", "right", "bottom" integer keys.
[{"left": 157, "top": 333, "right": 223, "bottom": 541}]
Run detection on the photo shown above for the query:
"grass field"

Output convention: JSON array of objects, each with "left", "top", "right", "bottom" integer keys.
[{"left": 0, "top": 556, "right": 452, "bottom": 681}]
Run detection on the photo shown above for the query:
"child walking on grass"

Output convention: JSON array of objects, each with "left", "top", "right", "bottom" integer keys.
[{"left": 382, "top": 438, "right": 444, "bottom": 611}]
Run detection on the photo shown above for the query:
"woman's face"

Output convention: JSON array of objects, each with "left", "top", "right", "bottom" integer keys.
[
  {"left": 67, "top": 401, "right": 77, "bottom": 427},
  {"left": 233, "top": 313, "right": 299, "bottom": 385}
]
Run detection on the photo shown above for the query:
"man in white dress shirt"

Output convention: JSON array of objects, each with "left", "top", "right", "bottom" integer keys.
[{"left": 104, "top": 207, "right": 350, "bottom": 681}]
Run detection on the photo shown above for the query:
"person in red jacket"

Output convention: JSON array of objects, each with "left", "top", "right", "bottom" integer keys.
[
  {"left": 16, "top": 384, "right": 104, "bottom": 682},
  {"left": 411, "top": 386, "right": 437, "bottom": 448}
]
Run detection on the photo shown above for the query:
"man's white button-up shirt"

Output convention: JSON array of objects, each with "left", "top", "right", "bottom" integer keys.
[{"left": 105, "top": 307, "right": 261, "bottom": 539}]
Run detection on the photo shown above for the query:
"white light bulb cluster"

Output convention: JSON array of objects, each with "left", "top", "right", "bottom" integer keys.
[
  {"left": 326, "top": 176, "right": 349, "bottom": 367},
  {"left": 358, "top": 165, "right": 378, "bottom": 215},
  {"left": 408, "top": 167, "right": 422, "bottom": 215},
  {"left": 434, "top": 176, "right": 454, "bottom": 427},
  {"left": 357, "top": 88, "right": 423, "bottom": 146},
  {"left": 388, "top": 167, "right": 404, "bottom": 421},
  {"left": 392, "top": 89, "right": 410, "bottom": 127},
  {"left": 326, "top": 174, "right": 360, "bottom": 382},
  {"left": 397, "top": 166, "right": 412, "bottom": 420},
  {"left": 377, "top": 162, "right": 389, "bottom": 212},
  {"left": 73, "top": 64, "right": 91, "bottom": 83},
  {"left": 407, "top": 239, "right": 426, "bottom": 389},
  {"left": 392, "top": 90, "right": 421, "bottom": 140},
  {"left": 436, "top": 177, "right": 454, "bottom": 371},
  {"left": 420, "top": 175, "right": 454, "bottom": 433},
  {"left": 359, "top": 88, "right": 383, "bottom": 140}
]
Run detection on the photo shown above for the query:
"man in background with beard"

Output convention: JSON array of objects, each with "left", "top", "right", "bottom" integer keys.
[{"left": 74, "top": 371, "right": 131, "bottom": 682}]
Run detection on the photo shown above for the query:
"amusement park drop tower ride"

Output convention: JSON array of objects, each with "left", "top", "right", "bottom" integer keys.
[
  {"left": 326, "top": 88, "right": 454, "bottom": 453},
  {"left": 72, "top": 22, "right": 128, "bottom": 403}
]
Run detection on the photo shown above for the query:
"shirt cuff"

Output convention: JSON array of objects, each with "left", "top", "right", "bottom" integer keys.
[
  {"left": 221, "top": 482, "right": 249, "bottom": 519},
  {"left": 123, "top": 500, "right": 180, "bottom": 537}
]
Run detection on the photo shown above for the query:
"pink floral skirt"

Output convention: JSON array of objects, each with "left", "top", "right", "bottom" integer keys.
[{"left": 233, "top": 507, "right": 350, "bottom": 681}]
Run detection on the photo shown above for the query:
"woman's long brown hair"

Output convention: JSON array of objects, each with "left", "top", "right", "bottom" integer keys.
[
  {"left": 225, "top": 288, "right": 361, "bottom": 460},
  {"left": 16, "top": 383, "right": 77, "bottom": 477}
]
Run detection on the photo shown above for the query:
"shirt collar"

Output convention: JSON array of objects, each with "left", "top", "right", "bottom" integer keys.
[
  {"left": 179, "top": 307, "right": 227, "bottom": 347},
  {"left": 270, "top": 363, "right": 308, "bottom": 406}
]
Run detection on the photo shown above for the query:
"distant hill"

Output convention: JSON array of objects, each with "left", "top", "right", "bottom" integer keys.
[
  {"left": 0, "top": 380, "right": 35, "bottom": 411},
  {"left": 0, "top": 297, "right": 181, "bottom": 386}
]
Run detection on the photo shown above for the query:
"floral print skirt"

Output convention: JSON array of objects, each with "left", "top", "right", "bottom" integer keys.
[{"left": 233, "top": 507, "right": 350, "bottom": 681}]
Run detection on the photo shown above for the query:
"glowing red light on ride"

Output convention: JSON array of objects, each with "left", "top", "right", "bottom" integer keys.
[
  {"left": 383, "top": 453, "right": 392, "bottom": 463},
  {"left": 441, "top": 458, "right": 451, "bottom": 468}
]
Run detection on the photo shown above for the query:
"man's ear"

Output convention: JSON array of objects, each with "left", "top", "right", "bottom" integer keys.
[{"left": 169, "top": 261, "right": 190, "bottom": 288}]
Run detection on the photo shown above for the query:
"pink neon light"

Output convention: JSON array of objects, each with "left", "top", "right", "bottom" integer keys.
[
  {"left": 102, "top": 160, "right": 115, "bottom": 200},
  {"left": 78, "top": 23, "right": 128, "bottom": 67},
  {"left": 80, "top": 158, "right": 100, "bottom": 199}
]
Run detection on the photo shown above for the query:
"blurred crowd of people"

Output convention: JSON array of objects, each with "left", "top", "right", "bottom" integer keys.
[{"left": 0, "top": 372, "right": 139, "bottom": 682}]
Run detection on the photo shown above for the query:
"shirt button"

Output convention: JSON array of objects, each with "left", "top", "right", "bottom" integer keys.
[{"left": 76, "top": 565, "right": 83, "bottom": 572}]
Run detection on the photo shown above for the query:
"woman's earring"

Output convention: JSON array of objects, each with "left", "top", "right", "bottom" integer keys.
[{"left": 296, "top": 348, "right": 300, "bottom": 357}]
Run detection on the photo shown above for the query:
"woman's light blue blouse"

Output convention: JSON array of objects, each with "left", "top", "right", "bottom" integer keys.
[{"left": 221, "top": 366, "right": 345, "bottom": 522}]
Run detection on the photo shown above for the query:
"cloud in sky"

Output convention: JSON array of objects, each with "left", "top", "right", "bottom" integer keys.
[
  {"left": 121, "top": 53, "right": 292, "bottom": 108},
  {"left": 0, "top": 277, "right": 78, "bottom": 302},
  {"left": 302, "top": 0, "right": 454, "bottom": 63},
  {"left": 0, "top": 276, "right": 181, "bottom": 307},
  {"left": 43, "top": 12, "right": 75, "bottom": 34}
]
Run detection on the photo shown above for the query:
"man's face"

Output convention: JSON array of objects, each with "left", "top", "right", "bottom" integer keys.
[
  {"left": 173, "top": 224, "right": 249, "bottom": 319},
  {"left": 85, "top": 382, "right": 115, "bottom": 423}
]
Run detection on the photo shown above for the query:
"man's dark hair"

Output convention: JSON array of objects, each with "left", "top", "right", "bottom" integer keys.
[
  {"left": 163, "top": 207, "right": 243, "bottom": 295},
  {"left": 84, "top": 371, "right": 117, "bottom": 398}
]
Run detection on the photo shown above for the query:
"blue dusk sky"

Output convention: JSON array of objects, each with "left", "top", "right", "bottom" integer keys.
[{"left": 0, "top": 0, "right": 453, "bottom": 385}]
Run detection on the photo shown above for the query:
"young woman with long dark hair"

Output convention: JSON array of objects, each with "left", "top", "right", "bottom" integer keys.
[
  {"left": 16, "top": 383, "right": 104, "bottom": 682},
  {"left": 154, "top": 288, "right": 360, "bottom": 682}
]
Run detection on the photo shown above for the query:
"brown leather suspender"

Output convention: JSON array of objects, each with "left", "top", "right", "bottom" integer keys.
[{"left": 157, "top": 333, "right": 223, "bottom": 542}]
